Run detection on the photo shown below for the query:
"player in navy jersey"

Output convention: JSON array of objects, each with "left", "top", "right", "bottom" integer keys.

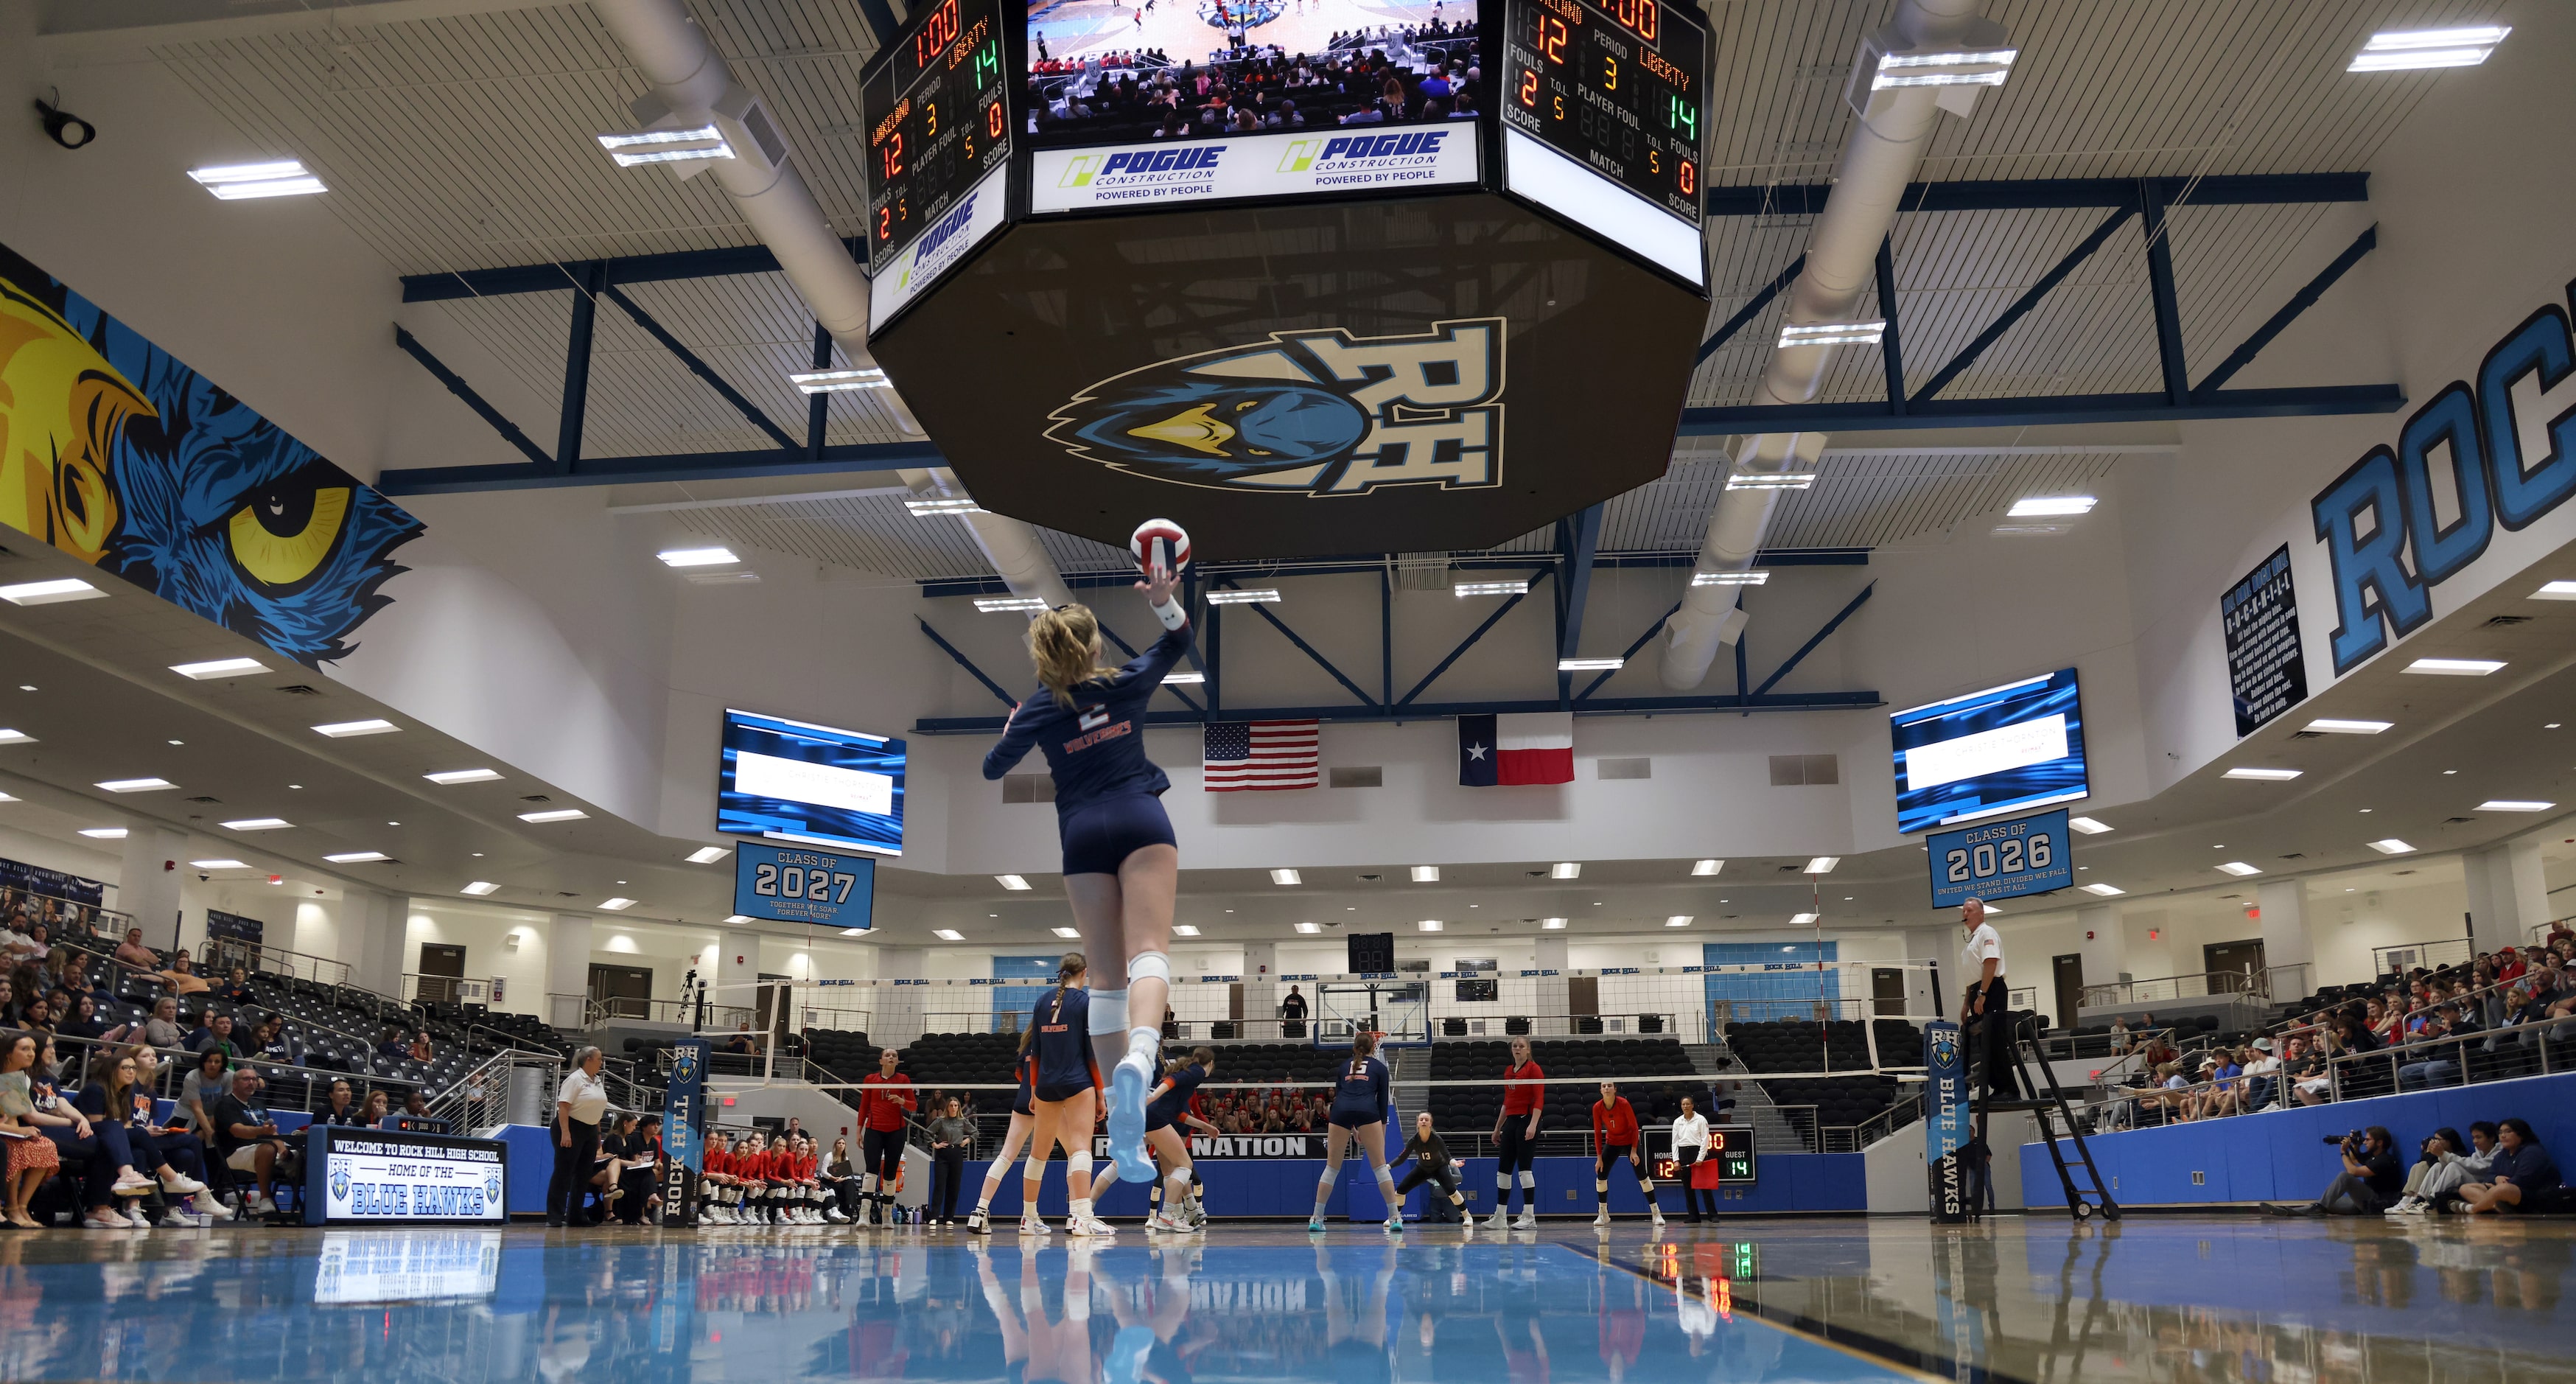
[
  {"left": 1311, "top": 1030, "right": 1405, "bottom": 1234},
  {"left": 983, "top": 565, "right": 1194, "bottom": 1188},
  {"left": 964, "top": 1038, "right": 1041, "bottom": 1235},
  {"left": 1143, "top": 1046, "right": 1219, "bottom": 1231},
  {"left": 1021, "top": 953, "right": 1113, "bottom": 1237}
]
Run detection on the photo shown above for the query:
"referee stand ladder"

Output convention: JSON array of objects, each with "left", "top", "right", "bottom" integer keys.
[{"left": 1972, "top": 1012, "right": 2119, "bottom": 1223}]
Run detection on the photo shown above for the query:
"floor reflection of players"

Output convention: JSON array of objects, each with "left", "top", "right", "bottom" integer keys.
[
  {"left": 1097, "top": 1244, "right": 1198, "bottom": 1384},
  {"left": 1596, "top": 1268, "right": 1645, "bottom": 1384},
  {"left": 978, "top": 1245, "right": 1099, "bottom": 1384},
  {"left": 1316, "top": 1244, "right": 1399, "bottom": 1384}
]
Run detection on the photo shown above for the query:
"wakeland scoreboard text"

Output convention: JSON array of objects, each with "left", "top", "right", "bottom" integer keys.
[{"left": 331, "top": 1136, "right": 503, "bottom": 1217}]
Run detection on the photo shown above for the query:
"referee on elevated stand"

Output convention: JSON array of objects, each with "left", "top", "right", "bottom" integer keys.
[{"left": 1959, "top": 898, "right": 2023, "bottom": 1102}]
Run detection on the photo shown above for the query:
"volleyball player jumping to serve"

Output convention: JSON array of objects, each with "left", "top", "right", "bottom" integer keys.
[{"left": 984, "top": 553, "right": 1192, "bottom": 1186}]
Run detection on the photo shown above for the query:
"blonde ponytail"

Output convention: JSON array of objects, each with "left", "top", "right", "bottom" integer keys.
[{"left": 1029, "top": 604, "right": 1117, "bottom": 707}]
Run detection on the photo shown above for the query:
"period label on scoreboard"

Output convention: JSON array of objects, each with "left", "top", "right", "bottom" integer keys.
[
  {"left": 860, "top": 0, "right": 1011, "bottom": 271},
  {"left": 1029, "top": 126, "right": 1480, "bottom": 215}
]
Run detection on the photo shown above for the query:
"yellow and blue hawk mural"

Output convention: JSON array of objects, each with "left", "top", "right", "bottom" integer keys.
[{"left": 0, "top": 242, "right": 419, "bottom": 668}]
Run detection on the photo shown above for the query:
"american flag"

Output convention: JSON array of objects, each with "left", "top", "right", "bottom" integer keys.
[{"left": 1202, "top": 719, "right": 1320, "bottom": 791}]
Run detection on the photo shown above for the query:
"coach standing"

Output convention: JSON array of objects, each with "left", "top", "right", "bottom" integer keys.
[{"left": 1959, "top": 898, "right": 2022, "bottom": 1101}]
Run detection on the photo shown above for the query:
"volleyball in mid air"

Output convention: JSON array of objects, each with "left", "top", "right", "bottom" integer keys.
[{"left": 1130, "top": 518, "right": 1191, "bottom": 579}]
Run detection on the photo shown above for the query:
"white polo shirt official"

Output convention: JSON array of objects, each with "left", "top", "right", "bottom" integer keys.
[{"left": 1961, "top": 920, "right": 2006, "bottom": 987}]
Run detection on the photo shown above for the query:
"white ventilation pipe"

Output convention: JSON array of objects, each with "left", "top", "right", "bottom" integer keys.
[
  {"left": 596, "top": 0, "right": 1071, "bottom": 607},
  {"left": 1659, "top": 0, "right": 1998, "bottom": 690}
]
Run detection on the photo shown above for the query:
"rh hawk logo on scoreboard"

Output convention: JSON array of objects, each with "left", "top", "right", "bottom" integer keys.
[{"left": 1046, "top": 318, "right": 1505, "bottom": 497}]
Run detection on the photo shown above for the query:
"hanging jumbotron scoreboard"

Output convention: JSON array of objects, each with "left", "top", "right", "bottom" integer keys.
[{"left": 860, "top": 0, "right": 1710, "bottom": 557}]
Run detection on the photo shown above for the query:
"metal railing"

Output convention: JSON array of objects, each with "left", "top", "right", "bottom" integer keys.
[
  {"left": 430, "top": 1049, "right": 564, "bottom": 1133},
  {"left": 2370, "top": 937, "right": 2475, "bottom": 978},
  {"left": 203, "top": 934, "right": 354, "bottom": 990},
  {"left": 402, "top": 972, "right": 496, "bottom": 1006},
  {"left": 2078, "top": 968, "right": 2280, "bottom": 1009},
  {"left": 2323, "top": 1010, "right": 2575, "bottom": 1102},
  {"left": 2530, "top": 916, "right": 2576, "bottom": 946},
  {"left": 4, "top": 891, "right": 138, "bottom": 948}
]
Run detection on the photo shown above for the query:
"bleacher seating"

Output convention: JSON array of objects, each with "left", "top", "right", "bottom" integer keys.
[
  {"left": 1427, "top": 1038, "right": 1695, "bottom": 1136},
  {"left": 1726, "top": 1018, "right": 1924, "bottom": 1130}
]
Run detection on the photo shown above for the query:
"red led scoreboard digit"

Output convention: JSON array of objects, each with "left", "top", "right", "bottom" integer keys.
[
  {"left": 861, "top": 0, "right": 1010, "bottom": 269},
  {"left": 1502, "top": 0, "right": 1705, "bottom": 227}
]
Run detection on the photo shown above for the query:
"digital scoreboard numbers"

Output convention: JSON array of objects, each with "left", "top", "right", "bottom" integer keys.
[
  {"left": 861, "top": 0, "right": 1010, "bottom": 270},
  {"left": 1504, "top": 0, "right": 1705, "bottom": 225}
]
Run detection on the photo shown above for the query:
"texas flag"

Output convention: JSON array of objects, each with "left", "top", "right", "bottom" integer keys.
[{"left": 1457, "top": 713, "right": 1574, "bottom": 786}]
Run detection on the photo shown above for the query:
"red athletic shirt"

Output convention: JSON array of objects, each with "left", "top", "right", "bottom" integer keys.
[
  {"left": 860, "top": 1073, "right": 917, "bottom": 1131},
  {"left": 1502, "top": 1060, "right": 1547, "bottom": 1116},
  {"left": 766, "top": 1147, "right": 796, "bottom": 1180},
  {"left": 794, "top": 1152, "right": 817, "bottom": 1180},
  {"left": 1592, "top": 1097, "right": 1639, "bottom": 1147},
  {"left": 704, "top": 1147, "right": 730, "bottom": 1178}
]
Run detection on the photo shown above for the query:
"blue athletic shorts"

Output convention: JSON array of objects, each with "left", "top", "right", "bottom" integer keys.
[{"left": 1060, "top": 792, "right": 1176, "bottom": 876}]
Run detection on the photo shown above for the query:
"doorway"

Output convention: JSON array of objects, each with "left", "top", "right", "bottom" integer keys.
[
  {"left": 587, "top": 962, "right": 654, "bottom": 1020},
  {"left": 2051, "top": 954, "right": 2085, "bottom": 1032},
  {"left": 2203, "top": 939, "right": 2267, "bottom": 995},
  {"left": 417, "top": 943, "right": 467, "bottom": 1004},
  {"left": 1871, "top": 968, "right": 1906, "bottom": 1017},
  {"left": 754, "top": 971, "right": 794, "bottom": 1043}
]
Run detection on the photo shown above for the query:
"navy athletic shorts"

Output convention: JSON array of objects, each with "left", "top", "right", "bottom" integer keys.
[{"left": 1060, "top": 792, "right": 1177, "bottom": 876}]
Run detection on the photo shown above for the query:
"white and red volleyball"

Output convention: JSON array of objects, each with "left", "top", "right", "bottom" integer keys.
[{"left": 1130, "top": 518, "right": 1191, "bottom": 579}]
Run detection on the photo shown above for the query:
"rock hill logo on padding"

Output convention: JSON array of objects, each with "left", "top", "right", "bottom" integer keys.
[{"left": 1045, "top": 318, "right": 1505, "bottom": 496}]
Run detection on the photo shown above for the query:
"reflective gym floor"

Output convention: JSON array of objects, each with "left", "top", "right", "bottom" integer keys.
[{"left": 2, "top": 1216, "right": 2570, "bottom": 1383}]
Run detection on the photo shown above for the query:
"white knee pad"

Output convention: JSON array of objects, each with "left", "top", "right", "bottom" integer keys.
[
  {"left": 1496, "top": 1171, "right": 1513, "bottom": 1189},
  {"left": 1067, "top": 1150, "right": 1093, "bottom": 1184},
  {"left": 1089, "top": 986, "right": 1129, "bottom": 1033},
  {"left": 1127, "top": 951, "right": 1172, "bottom": 986},
  {"left": 1519, "top": 1170, "right": 1537, "bottom": 1189},
  {"left": 1023, "top": 1156, "right": 1048, "bottom": 1184}
]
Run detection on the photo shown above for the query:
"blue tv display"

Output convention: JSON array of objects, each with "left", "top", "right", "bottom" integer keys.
[
  {"left": 717, "top": 709, "right": 906, "bottom": 856},
  {"left": 1890, "top": 668, "right": 2088, "bottom": 835}
]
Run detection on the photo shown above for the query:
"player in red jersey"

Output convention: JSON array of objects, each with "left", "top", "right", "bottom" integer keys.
[
  {"left": 699, "top": 1130, "right": 741, "bottom": 1225},
  {"left": 858, "top": 1049, "right": 917, "bottom": 1227},
  {"left": 1485, "top": 1035, "right": 1544, "bottom": 1229},
  {"left": 1589, "top": 1081, "right": 1662, "bottom": 1230}
]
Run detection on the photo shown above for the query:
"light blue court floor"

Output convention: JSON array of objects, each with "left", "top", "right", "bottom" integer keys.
[{"left": 1, "top": 1217, "right": 2571, "bottom": 1384}]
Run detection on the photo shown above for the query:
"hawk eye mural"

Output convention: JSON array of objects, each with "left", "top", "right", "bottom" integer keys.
[
  {"left": 1045, "top": 317, "right": 1505, "bottom": 497},
  {"left": 0, "top": 242, "right": 420, "bottom": 668}
]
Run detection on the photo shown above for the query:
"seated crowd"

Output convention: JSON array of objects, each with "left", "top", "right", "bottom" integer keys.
[{"left": 1029, "top": 27, "right": 1480, "bottom": 143}]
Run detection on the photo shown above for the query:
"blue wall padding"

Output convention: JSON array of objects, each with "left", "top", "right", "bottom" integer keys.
[
  {"left": 948, "top": 1153, "right": 1866, "bottom": 1217},
  {"left": 496, "top": 1124, "right": 561, "bottom": 1215}
]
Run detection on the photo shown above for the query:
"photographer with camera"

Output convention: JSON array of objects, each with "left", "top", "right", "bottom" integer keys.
[{"left": 2270, "top": 1126, "right": 2401, "bottom": 1215}]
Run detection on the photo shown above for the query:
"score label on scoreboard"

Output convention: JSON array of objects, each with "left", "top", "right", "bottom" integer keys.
[
  {"left": 1501, "top": 0, "right": 1707, "bottom": 284},
  {"left": 861, "top": 0, "right": 1011, "bottom": 305}
]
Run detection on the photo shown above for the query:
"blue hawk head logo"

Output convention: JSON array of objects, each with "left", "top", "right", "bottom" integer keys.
[
  {"left": 329, "top": 1168, "right": 351, "bottom": 1203},
  {"left": 484, "top": 1174, "right": 503, "bottom": 1206}
]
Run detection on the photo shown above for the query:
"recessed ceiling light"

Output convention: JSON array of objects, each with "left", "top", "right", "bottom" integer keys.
[
  {"left": 1690, "top": 859, "right": 1723, "bottom": 876},
  {"left": 461, "top": 881, "right": 501, "bottom": 895},
  {"left": 2223, "top": 767, "right": 2302, "bottom": 780},
  {"left": 222, "top": 818, "right": 292, "bottom": 831},
  {"left": 2007, "top": 496, "right": 2096, "bottom": 517},
  {"left": 15, "top": 686, "right": 30, "bottom": 692},
  {"left": 188, "top": 158, "right": 326, "bottom": 198},
  {"left": 932, "top": 929, "right": 965, "bottom": 941},
  {"left": 2367, "top": 839, "right": 2415, "bottom": 855},
  {"left": 903, "top": 495, "right": 981, "bottom": 515},
  {"left": 1691, "top": 570, "right": 1770, "bottom": 587},
  {"left": 1051, "top": 926, "right": 1080, "bottom": 939},
  {"left": 2348, "top": 24, "right": 2510, "bottom": 71},
  {"left": 1416, "top": 919, "right": 1443, "bottom": 932},
  {"left": 518, "top": 808, "right": 587, "bottom": 823},
  {"left": 598, "top": 898, "right": 637, "bottom": 911},
  {"left": 78, "top": 828, "right": 127, "bottom": 839},
  {"left": 686, "top": 847, "right": 730, "bottom": 864},
  {"left": 2443, "top": 769, "right": 2458, "bottom": 775},
  {"left": 1161, "top": 671, "right": 1206, "bottom": 685},
  {"left": 1175, "top": 924, "right": 1203, "bottom": 936},
  {"left": 1778, "top": 320, "right": 1884, "bottom": 347},
  {"left": 0, "top": 578, "right": 105, "bottom": 606},
  {"left": 2532, "top": 581, "right": 2576, "bottom": 600},
  {"left": 2068, "top": 817, "right": 2112, "bottom": 835},
  {"left": 170, "top": 657, "right": 265, "bottom": 679},
  {"left": 1804, "top": 856, "right": 1839, "bottom": 874},
  {"left": 1295, "top": 922, "right": 1321, "bottom": 934},
  {"left": 323, "top": 851, "right": 389, "bottom": 864},
  {"left": 1550, "top": 862, "right": 1581, "bottom": 880},
  {"left": 1665, "top": 915, "right": 1693, "bottom": 927},
  {"left": 1205, "top": 588, "right": 1281, "bottom": 605},
  {"left": 1454, "top": 579, "right": 1530, "bottom": 596},
  {"left": 995, "top": 873, "right": 1032, "bottom": 890},
  {"left": 2404, "top": 657, "right": 2504, "bottom": 675},
  {"left": 975, "top": 596, "right": 1048, "bottom": 613},
  {"left": 1557, "top": 657, "right": 1623, "bottom": 671},
  {"left": 1270, "top": 868, "right": 1302, "bottom": 885},
  {"left": 189, "top": 858, "right": 250, "bottom": 870},
  {"left": 2079, "top": 882, "right": 2125, "bottom": 896},
  {"left": 97, "top": 777, "right": 176, "bottom": 792},
  {"left": 1726, "top": 471, "right": 1817, "bottom": 491},
  {"left": 1411, "top": 865, "right": 1439, "bottom": 882},
  {"left": 2478, "top": 800, "right": 2555, "bottom": 812},
  {"left": 790, "top": 366, "right": 890, "bottom": 394},
  {"left": 2304, "top": 719, "right": 2392, "bottom": 734},
  {"left": 425, "top": 769, "right": 503, "bottom": 785},
  {"left": 1541, "top": 918, "right": 1567, "bottom": 929},
  {"left": 312, "top": 719, "right": 398, "bottom": 738},
  {"left": 657, "top": 547, "right": 738, "bottom": 568},
  {"left": 2216, "top": 861, "right": 2261, "bottom": 877},
  {"left": 0, "top": 730, "right": 32, "bottom": 746},
  {"left": 1790, "top": 912, "right": 1819, "bottom": 926},
  {"left": 167, "top": 739, "right": 184, "bottom": 746}
]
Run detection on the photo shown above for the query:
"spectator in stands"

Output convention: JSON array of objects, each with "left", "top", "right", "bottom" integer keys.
[
  {"left": 0, "top": 917, "right": 34, "bottom": 968},
  {"left": 213, "top": 965, "right": 256, "bottom": 1006},
  {"left": 374, "top": 1024, "right": 410, "bottom": 1061},
  {"left": 15, "top": 995, "right": 52, "bottom": 1046},
  {"left": 0, "top": 1030, "right": 60, "bottom": 1229},
  {"left": 252, "top": 1014, "right": 300, "bottom": 1067},
  {"left": 103, "top": 995, "right": 178, "bottom": 1049},
  {"left": 2278, "top": 1126, "right": 2401, "bottom": 1216},
  {"left": 2108, "top": 1016, "right": 2132, "bottom": 1055},
  {"left": 548, "top": 1046, "right": 609, "bottom": 1228},
  {"left": 2398, "top": 1002, "right": 2477, "bottom": 1089},
  {"left": 358, "top": 1089, "right": 391, "bottom": 1124},
  {"left": 2240, "top": 1038, "right": 2281, "bottom": 1111},
  {"left": 402, "top": 1090, "right": 433, "bottom": 1120},
  {"left": 177, "top": 1045, "right": 229, "bottom": 1136},
  {"left": 158, "top": 949, "right": 208, "bottom": 996},
  {"left": 57, "top": 992, "right": 105, "bottom": 1042},
  {"left": 409, "top": 1030, "right": 435, "bottom": 1064},
  {"left": 77, "top": 1049, "right": 214, "bottom": 1216},
  {"left": 190, "top": 1011, "right": 241, "bottom": 1061},
  {"left": 319, "top": 1079, "right": 360, "bottom": 1125},
  {"left": 2455, "top": 1118, "right": 2559, "bottom": 1215},
  {"left": 208, "top": 1065, "right": 287, "bottom": 1215},
  {"left": 0, "top": 976, "right": 16, "bottom": 1027},
  {"left": 2144, "top": 1061, "right": 2190, "bottom": 1120},
  {"left": 723, "top": 1023, "right": 757, "bottom": 1058},
  {"left": 595, "top": 1111, "right": 646, "bottom": 1224},
  {"left": 112, "top": 928, "right": 158, "bottom": 973},
  {"left": 22, "top": 1033, "right": 146, "bottom": 1226}
]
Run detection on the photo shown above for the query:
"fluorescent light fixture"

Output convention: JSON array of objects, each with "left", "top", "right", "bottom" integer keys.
[
  {"left": 1175, "top": 923, "right": 1203, "bottom": 936},
  {"left": 2304, "top": 719, "right": 2392, "bottom": 734},
  {"left": 1161, "top": 671, "right": 1206, "bottom": 685},
  {"left": 1205, "top": 588, "right": 1281, "bottom": 605},
  {"left": 1980, "top": 904, "right": 2002, "bottom": 915},
  {"left": 1558, "top": 657, "right": 1623, "bottom": 671},
  {"left": 1541, "top": 917, "right": 1567, "bottom": 929},
  {"left": 424, "top": 768, "right": 503, "bottom": 785},
  {"left": 2348, "top": 25, "right": 2508, "bottom": 71},
  {"left": 1665, "top": 915, "right": 1693, "bottom": 928},
  {"left": 2405, "top": 657, "right": 2505, "bottom": 675},
  {"left": 1550, "top": 862, "right": 1581, "bottom": 880},
  {"left": 2222, "top": 766, "right": 2303, "bottom": 781},
  {"left": 221, "top": 817, "right": 292, "bottom": 831},
  {"left": 1872, "top": 47, "right": 2017, "bottom": 88},
  {"left": 791, "top": 366, "right": 891, "bottom": 394},
  {"left": 1270, "top": 868, "right": 1302, "bottom": 885},
  {"left": 2367, "top": 839, "right": 2415, "bottom": 854},
  {"left": 0, "top": 730, "right": 30, "bottom": 746},
  {"left": 595, "top": 126, "right": 735, "bottom": 166},
  {"left": 598, "top": 898, "right": 637, "bottom": 911},
  {"left": 0, "top": 577, "right": 105, "bottom": 606},
  {"left": 97, "top": 777, "right": 176, "bottom": 792},
  {"left": 595, "top": 125, "right": 724, "bottom": 149},
  {"left": 1454, "top": 579, "right": 1529, "bottom": 596},
  {"left": 1691, "top": 859, "right": 1723, "bottom": 876},
  {"left": 976, "top": 596, "right": 1049, "bottom": 613},
  {"left": 1778, "top": 320, "right": 1886, "bottom": 347},
  {"left": 461, "top": 881, "right": 502, "bottom": 896},
  {"left": 1416, "top": 919, "right": 1443, "bottom": 932},
  {"left": 686, "top": 846, "right": 731, "bottom": 864},
  {"left": 2532, "top": 580, "right": 2576, "bottom": 600},
  {"left": 1295, "top": 921, "right": 1322, "bottom": 934},
  {"left": 657, "top": 546, "right": 738, "bottom": 568},
  {"left": 1725, "top": 472, "right": 1816, "bottom": 491},
  {"left": 2478, "top": 800, "right": 2556, "bottom": 812},
  {"left": 1051, "top": 926, "right": 1081, "bottom": 939},
  {"left": 1410, "top": 865, "right": 1440, "bottom": 883},
  {"left": 1790, "top": 912, "right": 1820, "bottom": 926},
  {"left": 312, "top": 719, "right": 397, "bottom": 738},
  {"left": 996, "top": 874, "right": 1032, "bottom": 890},
  {"left": 187, "top": 159, "right": 326, "bottom": 199},
  {"left": 2068, "top": 817, "right": 2112, "bottom": 835},
  {"left": 79, "top": 828, "right": 127, "bottom": 839},
  {"left": 2079, "top": 882, "right": 2125, "bottom": 896},
  {"left": 1804, "top": 856, "right": 1839, "bottom": 874},
  {"left": 2007, "top": 496, "right": 2096, "bottom": 517},
  {"left": 2216, "top": 861, "right": 2261, "bottom": 877},
  {"left": 324, "top": 851, "right": 389, "bottom": 864},
  {"left": 932, "top": 929, "right": 965, "bottom": 941},
  {"left": 189, "top": 859, "right": 251, "bottom": 870},
  {"left": 171, "top": 657, "right": 265, "bottom": 679},
  {"left": 1692, "top": 570, "right": 1769, "bottom": 587},
  {"left": 518, "top": 808, "right": 588, "bottom": 823},
  {"left": 903, "top": 495, "right": 981, "bottom": 515}
]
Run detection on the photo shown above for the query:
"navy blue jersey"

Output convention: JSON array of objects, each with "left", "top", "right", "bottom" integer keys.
[
  {"left": 1028, "top": 985, "right": 1096, "bottom": 1093},
  {"left": 1147, "top": 1062, "right": 1210, "bottom": 1127},
  {"left": 981, "top": 623, "right": 1194, "bottom": 817},
  {"left": 1328, "top": 1055, "right": 1392, "bottom": 1125}
]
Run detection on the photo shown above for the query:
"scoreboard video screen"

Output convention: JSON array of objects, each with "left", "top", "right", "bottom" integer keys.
[
  {"left": 860, "top": 0, "right": 1012, "bottom": 270},
  {"left": 1499, "top": 0, "right": 1707, "bottom": 284}
]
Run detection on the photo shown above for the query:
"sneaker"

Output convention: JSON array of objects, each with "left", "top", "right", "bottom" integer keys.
[
  {"left": 1306, "top": 1217, "right": 1326, "bottom": 1234},
  {"left": 1108, "top": 1050, "right": 1158, "bottom": 1184},
  {"left": 967, "top": 1210, "right": 990, "bottom": 1235},
  {"left": 1019, "top": 1215, "right": 1051, "bottom": 1237},
  {"left": 825, "top": 1206, "right": 850, "bottom": 1224},
  {"left": 1483, "top": 1209, "right": 1509, "bottom": 1231},
  {"left": 253, "top": 1196, "right": 279, "bottom": 1216},
  {"left": 2381, "top": 1198, "right": 2418, "bottom": 1217},
  {"left": 1383, "top": 1217, "right": 1404, "bottom": 1235},
  {"left": 111, "top": 1171, "right": 157, "bottom": 1195},
  {"left": 1651, "top": 1210, "right": 1667, "bottom": 1229},
  {"left": 1592, "top": 1209, "right": 1610, "bottom": 1228},
  {"left": 158, "top": 1170, "right": 209, "bottom": 1197},
  {"left": 190, "top": 1195, "right": 234, "bottom": 1223},
  {"left": 2393, "top": 1199, "right": 2434, "bottom": 1217},
  {"left": 83, "top": 1209, "right": 136, "bottom": 1229},
  {"left": 1068, "top": 1215, "right": 1116, "bottom": 1237},
  {"left": 162, "top": 1210, "right": 208, "bottom": 1229},
  {"left": 1512, "top": 1212, "right": 1536, "bottom": 1231}
]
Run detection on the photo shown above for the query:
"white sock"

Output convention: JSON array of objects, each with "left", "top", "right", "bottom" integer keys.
[
  {"left": 1376, "top": 1171, "right": 1400, "bottom": 1217},
  {"left": 1070, "top": 1197, "right": 1092, "bottom": 1219},
  {"left": 1126, "top": 1027, "right": 1159, "bottom": 1063},
  {"left": 1164, "top": 1172, "right": 1191, "bottom": 1211},
  {"left": 1314, "top": 1178, "right": 1334, "bottom": 1220}
]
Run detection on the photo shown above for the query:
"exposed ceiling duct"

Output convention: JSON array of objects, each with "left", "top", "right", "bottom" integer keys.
[{"left": 1659, "top": 0, "right": 2007, "bottom": 690}]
